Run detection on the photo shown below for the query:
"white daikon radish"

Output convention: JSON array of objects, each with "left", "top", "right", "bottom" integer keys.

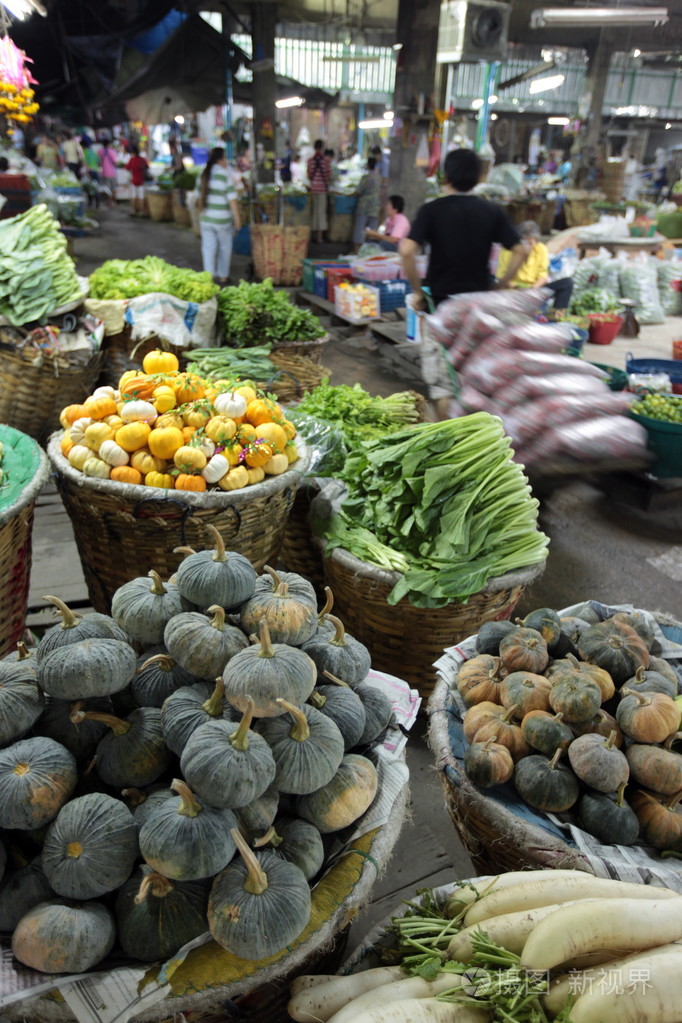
[
  {"left": 570, "top": 945, "right": 682, "bottom": 1023},
  {"left": 290, "top": 974, "right": 337, "bottom": 996},
  {"left": 521, "top": 897, "right": 682, "bottom": 972},
  {"left": 448, "top": 900, "right": 598, "bottom": 962},
  {"left": 340, "top": 999, "right": 488, "bottom": 1023},
  {"left": 465, "top": 875, "right": 677, "bottom": 926},
  {"left": 326, "top": 973, "right": 463, "bottom": 1023},
  {"left": 287, "top": 966, "right": 405, "bottom": 1022},
  {"left": 445, "top": 869, "right": 592, "bottom": 915}
]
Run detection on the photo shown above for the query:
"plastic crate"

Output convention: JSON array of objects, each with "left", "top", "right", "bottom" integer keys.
[
  {"left": 301, "top": 258, "right": 323, "bottom": 294},
  {"left": 626, "top": 353, "right": 682, "bottom": 384},
  {"left": 356, "top": 276, "right": 411, "bottom": 313},
  {"left": 630, "top": 402, "right": 682, "bottom": 478},
  {"left": 327, "top": 267, "right": 355, "bottom": 302},
  {"left": 335, "top": 284, "right": 380, "bottom": 323},
  {"left": 313, "top": 262, "right": 347, "bottom": 298}
]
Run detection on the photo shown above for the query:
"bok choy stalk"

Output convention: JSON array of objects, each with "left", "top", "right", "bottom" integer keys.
[{"left": 321, "top": 414, "right": 549, "bottom": 608}]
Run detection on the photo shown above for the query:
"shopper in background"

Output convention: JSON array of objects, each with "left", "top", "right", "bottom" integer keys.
[
  {"left": 126, "top": 145, "right": 149, "bottom": 217},
  {"left": 365, "top": 194, "right": 410, "bottom": 251},
  {"left": 62, "top": 132, "right": 84, "bottom": 179},
  {"left": 169, "top": 138, "right": 185, "bottom": 177},
  {"left": 496, "top": 219, "right": 573, "bottom": 310},
  {"left": 280, "top": 140, "right": 293, "bottom": 183},
  {"left": 352, "top": 156, "right": 381, "bottom": 252},
  {"left": 83, "top": 140, "right": 101, "bottom": 207},
  {"left": 10, "top": 124, "right": 25, "bottom": 153},
  {"left": 99, "top": 139, "right": 118, "bottom": 206},
  {"left": 36, "top": 135, "right": 58, "bottom": 171},
  {"left": 307, "top": 139, "right": 331, "bottom": 244},
  {"left": 197, "top": 146, "right": 241, "bottom": 287}
]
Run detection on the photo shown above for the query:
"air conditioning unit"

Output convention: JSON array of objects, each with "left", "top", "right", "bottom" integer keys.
[{"left": 437, "top": 1, "right": 511, "bottom": 64}]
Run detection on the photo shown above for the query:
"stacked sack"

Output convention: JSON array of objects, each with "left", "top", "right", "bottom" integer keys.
[
  {"left": 571, "top": 250, "right": 680, "bottom": 324},
  {"left": 426, "top": 290, "right": 649, "bottom": 472}
]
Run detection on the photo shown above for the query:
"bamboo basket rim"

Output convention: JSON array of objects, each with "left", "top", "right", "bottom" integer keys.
[
  {"left": 47, "top": 435, "right": 313, "bottom": 509},
  {"left": 0, "top": 428, "right": 50, "bottom": 528}
]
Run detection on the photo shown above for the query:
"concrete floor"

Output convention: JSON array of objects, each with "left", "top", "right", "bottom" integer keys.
[{"left": 56, "top": 207, "right": 682, "bottom": 942}]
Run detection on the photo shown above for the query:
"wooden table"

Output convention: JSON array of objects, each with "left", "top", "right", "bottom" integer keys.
[{"left": 577, "top": 235, "right": 665, "bottom": 259}]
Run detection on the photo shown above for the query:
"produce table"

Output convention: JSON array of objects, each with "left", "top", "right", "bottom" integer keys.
[
  {"left": 298, "top": 291, "right": 383, "bottom": 328},
  {"left": 577, "top": 235, "right": 665, "bottom": 258}
]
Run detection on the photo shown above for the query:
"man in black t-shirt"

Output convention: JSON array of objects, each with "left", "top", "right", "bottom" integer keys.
[{"left": 400, "top": 149, "right": 527, "bottom": 310}]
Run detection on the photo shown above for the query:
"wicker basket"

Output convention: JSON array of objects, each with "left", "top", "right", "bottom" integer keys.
[
  {"left": 0, "top": 343, "right": 104, "bottom": 444},
  {"left": 271, "top": 332, "right": 331, "bottom": 365},
  {"left": 47, "top": 436, "right": 311, "bottom": 613},
  {"left": 261, "top": 352, "right": 330, "bottom": 403},
  {"left": 99, "top": 326, "right": 175, "bottom": 388},
  {"left": 0, "top": 426, "right": 50, "bottom": 658},
  {"left": 320, "top": 546, "right": 543, "bottom": 699},
  {"left": 251, "top": 224, "right": 311, "bottom": 286},
  {"left": 147, "top": 190, "right": 173, "bottom": 222},
  {"left": 279, "top": 480, "right": 325, "bottom": 591},
  {"left": 172, "top": 189, "right": 191, "bottom": 227}
]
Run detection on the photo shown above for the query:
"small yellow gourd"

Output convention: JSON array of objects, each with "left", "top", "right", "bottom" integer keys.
[
  {"left": 237, "top": 423, "right": 256, "bottom": 445},
  {"left": 155, "top": 412, "right": 184, "bottom": 430},
  {"left": 284, "top": 442, "right": 299, "bottom": 464},
  {"left": 205, "top": 416, "right": 237, "bottom": 444},
  {"left": 255, "top": 422, "right": 287, "bottom": 452},
  {"left": 202, "top": 453, "right": 230, "bottom": 484},
  {"left": 116, "top": 422, "right": 151, "bottom": 453},
  {"left": 183, "top": 406, "right": 213, "bottom": 429},
  {"left": 196, "top": 436, "right": 215, "bottom": 460},
  {"left": 60, "top": 431, "right": 73, "bottom": 457},
  {"left": 110, "top": 466, "right": 143, "bottom": 485},
  {"left": 67, "top": 445, "right": 91, "bottom": 471},
  {"left": 131, "top": 448, "right": 166, "bottom": 475},
  {"left": 145, "top": 471, "right": 174, "bottom": 489},
  {"left": 148, "top": 426, "right": 184, "bottom": 460},
  {"left": 82, "top": 456, "right": 111, "bottom": 479},
  {"left": 69, "top": 417, "right": 92, "bottom": 445},
  {"left": 246, "top": 466, "right": 265, "bottom": 485},
  {"left": 84, "top": 395, "right": 117, "bottom": 421},
  {"left": 118, "top": 370, "right": 137, "bottom": 391},
  {"left": 217, "top": 465, "right": 248, "bottom": 490},
  {"left": 120, "top": 400, "right": 157, "bottom": 424},
  {"left": 235, "top": 384, "right": 257, "bottom": 404},
  {"left": 84, "top": 422, "right": 114, "bottom": 453},
  {"left": 173, "top": 445, "right": 207, "bottom": 473},
  {"left": 60, "top": 404, "right": 90, "bottom": 428},
  {"left": 222, "top": 440, "right": 243, "bottom": 466},
  {"left": 263, "top": 453, "right": 288, "bottom": 475},
  {"left": 143, "top": 349, "right": 179, "bottom": 375},
  {"left": 173, "top": 373, "right": 204, "bottom": 403},
  {"left": 281, "top": 419, "right": 297, "bottom": 441},
  {"left": 152, "top": 385, "right": 176, "bottom": 413},
  {"left": 244, "top": 441, "right": 273, "bottom": 468},
  {"left": 99, "top": 440, "right": 129, "bottom": 467},
  {"left": 103, "top": 414, "right": 124, "bottom": 432}
]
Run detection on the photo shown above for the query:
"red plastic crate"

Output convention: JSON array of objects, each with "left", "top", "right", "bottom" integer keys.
[{"left": 326, "top": 268, "right": 355, "bottom": 302}]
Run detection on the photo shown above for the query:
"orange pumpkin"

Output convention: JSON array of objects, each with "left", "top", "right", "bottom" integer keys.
[
  {"left": 173, "top": 373, "right": 204, "bottom": 404},
  {"left": 246, "top": 398, "right": 282, "bottom": 427},
  {"left": 60, "top": 404, "right": 90, "bottom": 428},
  {"left": 175, "top": 473, "right": 207, "bottom": 492},
  {"left": 120, "top": 375, "right": 157, "bottom": 401},
  {"left": 155, "top": 412, "right": 184, "bottom": 430},
  {"left": 255, "top": 422, "right": 287, "bottom": 452},
  {"left": 148, "top": 426, "right": 184, "bottom": 460},
  {"left": 181, "top": 426, "right": 196, "bottom": 444},
  {"left": 115, "top": 422, "right": 151, "bottom": 453},
  {"left": 237, "top": 423, "right": 257, "bottom": 445},
  {"left": 60, "top": 431, "right": 74, "bottom": 457},
  {"left": 110, "top": 466, "right": 143, "bottom": 485},
  {"left": 244, "top": 441, "right": 273, "bottom": 468},
  {"left": 84, "top": 396, "right": 117, "bottom": 421}
]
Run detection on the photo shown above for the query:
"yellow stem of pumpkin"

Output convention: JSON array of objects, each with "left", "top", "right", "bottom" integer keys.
[
  {"left": 71, "top": 710, "right": 131, "bottom": 737},
  {"left": 257, "top": 619, "right": 275, "bottom": 658},
  {"left": 174, "top": 546, "right": 197, "bottom": 558},
  {"left": 480, "top": 736, "right": 499, "bottom": 750},
  {"left": 501, "top": 703, "right": 518, "bottom": 724},
  {"left": 231, "top": 827, "right": 269, "bottom": 895},
  {"left": 634, "top": 666, "right": 647, "bottom": 683},
  {"left": 263, "top": 564, "right": 285, "bottom": 594},
  {"left": 318, "top": 586, "right": 334, "bottom": 621},
  {"left": 135, "top": 872, "right": 175, "bottom": 903},
  {"left": 44, "top": 595, "right": 81, "bottom": 630},
  {"left": 253, "top": 825, "right": 283, "bottom": 849},
  {"left": 566, "top": 653, "right": 581, "bottom": 668},
  {"left": 326, "top": 615, "right": 348, "bottom": 648},
  {"left": 139, "top": 653, "right": 174, "bottom": 674},
  {"left": 202, "top": 678, "right": 226, "bottom": 717},
  {"left": 15, "top": 641, "right": 30, "bottom": 661},
  {"left": 171, "top": 778, "right": 203, "bottom": 817},
  {"left": 308, "top": 690, "right": 326, "bottom": 709},
  {"left": 276, "top": 698, "right": 310, "bottom": 743},
  {"left": 208, "top": 605, "right": 226, "bottom": 632},
  {"left": 230, "top": 696, "right": 255, "bottom": 751},
  {"left": 148, "top": 570, "right": 167, "bottom": 595},
  {"left": 548, "top": 748, "right": 562, "bottom": 770},
  {"left": 322, "top": 670, "right": 350, "bottom": 688},
  {"left": 615, "top": 782, "right": 628, "bottom": 807},
  {"left": 605, "top": 730, "right": 618, "bottom": 751},
  {"left": 206, "top": 524, "right": 227, "bottom": 563}
]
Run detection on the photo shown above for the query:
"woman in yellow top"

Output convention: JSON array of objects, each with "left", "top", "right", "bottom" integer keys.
[{"left": 496, "top": 220, "right": 573, "bottom": 310}]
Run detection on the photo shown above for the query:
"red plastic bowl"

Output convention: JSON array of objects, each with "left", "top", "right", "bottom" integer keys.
[{"left": 588, "top": 315, "right": 623, "bottom": 346}]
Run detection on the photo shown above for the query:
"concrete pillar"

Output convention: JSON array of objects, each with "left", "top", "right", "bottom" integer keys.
[
  {"left": 573, "top": 29, "right": 611, "bottom": 185},
  {"left": 388, "top": 0, "right": 441, "bottom": 221},
  {"left": 251, "top": 2, "right": 277, "bottom": 184}
]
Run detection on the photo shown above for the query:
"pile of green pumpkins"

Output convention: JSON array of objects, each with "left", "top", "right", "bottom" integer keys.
[
  {"left": 0, "top": 525, "right": 393, "bottom": 975},
  {"left": 458, "top": 605, "right": 682, "bottom": 851}
]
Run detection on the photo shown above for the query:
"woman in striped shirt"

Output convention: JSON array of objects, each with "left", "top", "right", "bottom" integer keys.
[{"left": 197, "top": 147, "right": 241, "bottom": 285}]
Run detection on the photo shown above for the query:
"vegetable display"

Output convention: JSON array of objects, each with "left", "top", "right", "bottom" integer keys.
[
  {"left": 320, "top": 414, "right": 549, "bottom": 607},
  {"left": 187, "top": 346, "right": 282, "bottom": 383},
  {"left": 1, "top": 536, "right": 395, "bottom": 977},
  {"left": 289, "top": 869, "right": 682, "bottom": 1023},
  {"left": 88, "top": 257, "right": 219, "bottom": 303},
  {"left": 455, "top": 604, "right": 682, "bottom": 850},
  {"left": 58, "top": 356, "right": 300, "bottom": 492},
  {"left": 0, "top": 204, "right": 82, "bottom": 325},
  {"left": 217, "top": 279, "right": 325, "bottom": 349}
]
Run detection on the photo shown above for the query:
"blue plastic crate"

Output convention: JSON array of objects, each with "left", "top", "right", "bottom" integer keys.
[
  {"left": 333, "top": 193, "right": 358, "bottom": 215},
  {"left": 313, "top": 262, "right": 347, "bottom": 298},
  {"left": 626, "top": 352, "right": 682, "bottom": 384},
  {"left": 357, "top": 277, "right": 411, "bottom": 313}
]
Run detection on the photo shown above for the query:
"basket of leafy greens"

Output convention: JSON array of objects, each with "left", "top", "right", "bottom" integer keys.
[{"left": 217, "top": 278, "right": 327, "bottom": 358}]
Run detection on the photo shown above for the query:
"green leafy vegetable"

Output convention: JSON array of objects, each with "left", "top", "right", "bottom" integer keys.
[
  {"left": 89, "top": 256, "right": 219, "bottom": 303},
  {"left": 217, "top": 278, "right": 325, "bottom": 349},
  {"left": 187, "top": 346, "right": 280, "bottom": 383},
  {"left": 570, "top": 287, "right": 622, "bottom": 316},
  {"left": 295, "top": 381, "right": 423, "bottom": 444}
]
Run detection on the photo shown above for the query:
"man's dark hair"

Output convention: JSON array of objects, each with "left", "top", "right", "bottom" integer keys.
[
  {"left": 314, "top": 139, "right": 324, "bottom": 151},
  {"left": 370, "top": 145, "right": 382, "bottom": 156},
  {"left": 388, "top": 194, "right": 404, "bottom": 213},
  {"left": 367, "top": 156, "right": 377, "bottom": 171},
  {"left": 443, "top": 149, "right": 481, "bottom": 192},
  {"left": 324, "top": 148, "right": 334, "bottom": 158}
]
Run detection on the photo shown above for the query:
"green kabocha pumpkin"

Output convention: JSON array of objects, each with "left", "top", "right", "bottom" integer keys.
[
  {"left": 132, "top": 649, "right": 195, "bottom": 708},
  {"left": 521, "top": 710, "right": 574, "bottom": 758},
  {"left": 517, "top": 608, "right": 562, "bottom": 650},
  {"left": 500, "top": 672, "right": 552, "bottom": 716},
  {"left": 236, "top": 784, "right": 279, "bottom": 836},
  {"left": 648, "top": 656, "right": 678, "bottom": 686},
  {"left": 308, "top": 675, "right": 367, "bottom": 751},
  {"left": 567, "top": 731, "right": 629, "bottom": 793},
  {"left": 626, "top": 744, "right": 682, "bottom": 796},
  {"left": 547, "top": 653, "right": 615, "bottom": 703},
  {"left": 464, "top": 737, "right": 514, "bottom": 788},
  {"left": 74, "top": 707, "right": 171, "bottom": 788},
  {"left": 13, "top": 899, "right": 116, "bottom": 974},
  {"left": 41, "top": 792, "right": 138, "bottom": 899},
  {"left": 616, "top": 690, "right": 680, "bottom": 744},
  {"left": 621, "top": 664, "right": 677, "bottom": 700},
  {"left": 301, "top": 615, "right": 371, "bottom": 687},
  {"left": 548, "top": 677, "right": 602, "bottom": 724},
  {"left": 629, "top": 789, "right": 682, "bottom": 850},
  {"left": 572, "top": 708, "right": 623, "bottom": 747},
  {"left": 0, "top": 857, "right": 54, "bottom": 931},
  {"left": 457, "top": 654, "right": 504, "bottom": 707},
  {"left": 475, "top": 620, "right": 517, "bottom": 656},
  {"left": 514, "top": 749, "right": 580, "bottom": 813},
  {"left": 578, "top": 783, "right": 640, "bottom": 846},
  {"left": 139, "top": 778, "right": 237, "bottom": 880},
  {"left": 255, "top": 699, "right": 345, "bottom": 795},
  {"left": 611, "top": 611, "right": 656, "bottom": 651},
  {"left": 39, "top": 697, "right": 113, "bottom": 760},
  {"left": 223, "top": 619, "right": 317, "bottom": 718},
  {"left": 550, "top": 617, "right": 588, "bottom": 659},
  {"left": 115, "top": 866, "right": 210, "bottom": 962},
  {"left": 112, "top": 571, "right": 190, "bottom": 645},
  {"left": 164, "top": 605, "right": 249, "bottom": 680},
  {"left": 0, "top": 737, "right": 77, "bottom": 830},
  {"left": 174, "top": 525, "right": 257, "bottom": 610},
  {"left": 578, "top": 619, "right": 649, "bottom": 685},
  {"left": 38, "top": 637, "right": 137, "bottom": 701},
  {"left": 499, "top": 628, "right": 549, "bottom": 674},
  {"left": 0, "top": 644, "right": 43, "bottom": 746},
  {"left": 208, "top": 826, "right": 311, "bottom": 959},
  {"left": 467, "top": 703, "right": 530, "bottom": 762},
  {"left": 181, "top": 697, "right": 277, "bottom": 809},
  {"left": 254, "top": 818, "right": 324, "bottom": 881},
  {"left": 161, "top": 679, "right": 235, "bottom": 756},
  {"left": 355, "top": 681, "right": 393, "bottom": 745},
  {"left": 240, "top": 566, "right": 318, "bottom": 646},
  {"left": 295, "top": 753, "right": 378, "bottom": 833},
  {"left": 128, "top": 788, "right": 175, "bottom": 830},
  {"left": 36, "top": 596, "right": 128, "bottom": 665}
]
